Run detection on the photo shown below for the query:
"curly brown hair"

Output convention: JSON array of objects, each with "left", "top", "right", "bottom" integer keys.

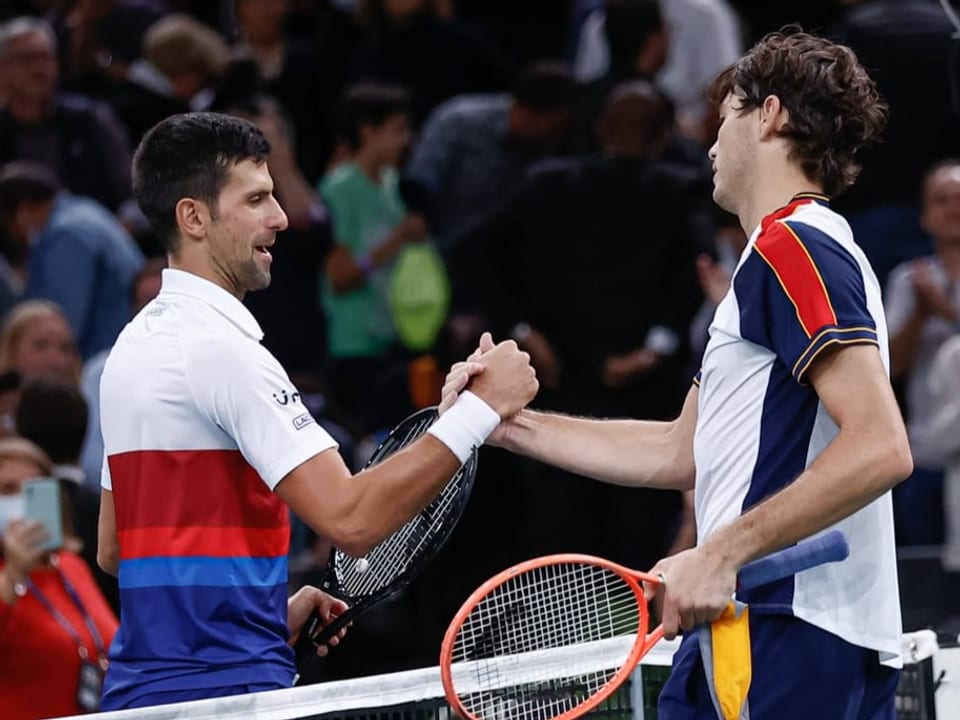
[{"left": 707, "top": 28, "right": 888, "bottom": 196}]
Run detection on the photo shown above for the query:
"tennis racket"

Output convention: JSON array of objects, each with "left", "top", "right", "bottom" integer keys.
[
  {"left": 293, "top": 406, "right": 479, "bottom": 682},
  {"left": 440, "top": 530, "right": 849, "bottom": 720}
]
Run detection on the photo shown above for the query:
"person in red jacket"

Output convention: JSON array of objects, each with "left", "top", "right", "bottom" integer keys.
[{"left": 0, "top": 436, "right": 117, "bottom": 718}]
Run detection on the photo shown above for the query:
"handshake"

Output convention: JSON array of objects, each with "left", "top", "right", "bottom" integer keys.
[{"left": 438, "top": 332, "right": 539, "bottom": 441}]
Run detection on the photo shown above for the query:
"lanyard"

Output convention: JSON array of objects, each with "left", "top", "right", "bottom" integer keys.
[{"left": 27, "top": 560, "right": 107, "bottom": 667}]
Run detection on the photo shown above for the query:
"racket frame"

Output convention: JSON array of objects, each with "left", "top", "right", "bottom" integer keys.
[
  {"left": 440, "top": 553, "right": 664, "bottom": 720},
  {"left": 294, "top": 406, "right": 479, "bottom": 675}
]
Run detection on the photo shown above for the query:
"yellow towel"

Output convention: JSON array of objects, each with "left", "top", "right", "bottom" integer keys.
[{"left": 710, "top": 601, "right": 752, "bottom": 720}]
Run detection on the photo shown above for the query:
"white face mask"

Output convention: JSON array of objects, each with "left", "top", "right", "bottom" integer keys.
[{"left": 0, "top": 493, "right": 25, "bottom": 534}]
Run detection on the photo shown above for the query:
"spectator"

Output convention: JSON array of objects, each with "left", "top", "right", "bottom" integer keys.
[
  {"left": 885, "top": 159, "right": 960, "bottom": 545},
  {"left": 105, "top": 13, "right": 230, "bottom": 144},
  {"left": 407, "top": 61, "right": 577, "bottom": 251},
  {"left": 0, "top": 300, "right": 81, "bottom": 387},
  {"left": 0, "top": 161, "right": 145, "bottom": 359},
  {"left": 321, "top": 83, "right": 426, "bottom": 435},
  {"left": 0, "top": 436, "right": 118, "bottom": 718},
  {"left": 231, "top": 0, "right": 344, "bottom": 181},
  {"left": 0, "top": 16, "right": 134, "bottom": 212},
  {"left": 15, "top": 379, "right": 119, "bottom": 615},
  {"left": 830, "top": 0, "right": 960, "bottom": 287}
]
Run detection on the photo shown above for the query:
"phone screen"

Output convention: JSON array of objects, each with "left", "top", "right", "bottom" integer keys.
[{"left": 24, "top": 478, "right": 64, "bottom": 551}]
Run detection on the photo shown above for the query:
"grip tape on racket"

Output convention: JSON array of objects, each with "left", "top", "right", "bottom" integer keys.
[{"left": 737, "top": 530, "right": 849, "bottom": 590}]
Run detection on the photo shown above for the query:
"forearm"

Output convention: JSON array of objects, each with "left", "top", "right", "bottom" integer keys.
[
  {"left": 279, "top": 437, "right": 463, "bottom": 557},
  {"left": 326, "top": 229, "right": 405, "bottom": 294},
  {"left": 704, "top": 424, "right": 911, "bottom": 569},
  {"left": 499, "top": 409, "right": 694, "bottom": 490}
]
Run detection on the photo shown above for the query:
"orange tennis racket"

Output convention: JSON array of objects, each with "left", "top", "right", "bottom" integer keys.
[{"left": 440, "top": 531, "right": 849, "bottom": 720}]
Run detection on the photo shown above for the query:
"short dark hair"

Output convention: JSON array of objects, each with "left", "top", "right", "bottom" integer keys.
[
  {"left": 0, "top": 162, "right": 60, "bottom": 219},
  {"left": 335, "top": 83, "right": 410, "bottom": 150},
  {"left": 707, "top": 28, "right": 888, "bottom": 197},
  {"left": 132, "top": 112, "right": 270, "bottom": 254},
  {"left": 603, "top": 0, "right": 663, "bottom": 75},
  {"left": 15, "top": 379, "right": 88, "bottom": 465},
  {"left": 511, "top": 61, "right": 577, "bottom": 113}
]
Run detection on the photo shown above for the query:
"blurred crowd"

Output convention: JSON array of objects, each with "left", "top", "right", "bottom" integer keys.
[{"left": 0, "top": 0, "right": 959, "bottom": 715}]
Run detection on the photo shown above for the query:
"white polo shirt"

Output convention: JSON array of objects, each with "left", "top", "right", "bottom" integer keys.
[
  {"left": 695, "top": 195, "right": 902, "bottom": 666},
  {"left": 98, "top": 268, "right": 338, "bottom": 708}
]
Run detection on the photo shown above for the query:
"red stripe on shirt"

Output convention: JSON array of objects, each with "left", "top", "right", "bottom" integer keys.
[
  {"left": 108, "top": 449, "right": 287, "bottom": 532},
  {"left": 754, "top": 221, "right": 838, "bottom": 338},
  {"left": 118, "top": 524, "right": 289, "bottom": 560}
]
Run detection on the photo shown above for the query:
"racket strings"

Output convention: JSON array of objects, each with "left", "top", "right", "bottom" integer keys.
[
  {"left": 337, "top": 413, "right": 474, "bottom": 598},
  {"left": 450, "top": 563, "right": 642, "bottom": 720}
]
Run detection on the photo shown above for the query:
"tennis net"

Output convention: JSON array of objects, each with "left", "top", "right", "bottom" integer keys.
[{"left": 59, "top": 637, "right": 680, "bottom": 720}]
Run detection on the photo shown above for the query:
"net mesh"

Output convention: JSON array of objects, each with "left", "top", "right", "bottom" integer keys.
[
  {"left": 63, "top": 639, "right": 679, "bottom": 720},
  {"left": 447, "top": 561, "right": 646, "bottom": 720},
  {"left": 56, "top": 632, "right": 941, "bottom": 720}
]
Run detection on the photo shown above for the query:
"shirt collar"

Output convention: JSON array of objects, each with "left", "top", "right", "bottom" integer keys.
[
  {"left": 158, "top": 268, "right": 264, "bottom": 340},
  {"left": 757, "top": 192, "right": 831, "bottom": 237}
]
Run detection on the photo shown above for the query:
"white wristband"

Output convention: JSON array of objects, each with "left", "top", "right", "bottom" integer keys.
[{"left": 428, "top": 391, "right": 500, "bottom": 464}]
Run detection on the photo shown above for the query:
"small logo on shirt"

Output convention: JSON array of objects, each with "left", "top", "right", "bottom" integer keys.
[
  {"left": 293, "top": 413, "right": 314, "bottom": 430},
  {"left": 273, "top": 389, "right": 301, "bottom": 406}
]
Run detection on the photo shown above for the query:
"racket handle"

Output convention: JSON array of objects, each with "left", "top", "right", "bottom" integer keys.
[{"left": 737, "top": 530, "right": 849, "bottom": 590}]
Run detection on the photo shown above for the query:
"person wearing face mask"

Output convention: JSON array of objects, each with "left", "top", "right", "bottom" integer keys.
[
  {"left": 0, "top": 436, "right": 118, "bottom": 719},
  {"left": 0, "top": 161, "right": 145, "bottom": 359}
]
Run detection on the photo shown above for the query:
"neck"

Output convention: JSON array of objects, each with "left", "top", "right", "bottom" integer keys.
[
  {"left": 168, "top": 255, "right": 245, "bottom": 300},
  {"left": 937, "top": 242, "right": 960, "bottom": 277},
  {"left": 353, "top": 150, "right": 386, "bottom": 183},
  {"left": 8, "top": 95, "right": 50, "bottom": 124},
  {"left": 737, "top": 168, "right": 823, "bottom": 237}
]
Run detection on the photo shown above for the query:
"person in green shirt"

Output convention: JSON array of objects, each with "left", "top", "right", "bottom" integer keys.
[{"left": 320, "top": 83, "right": 427, "bottom": 436}]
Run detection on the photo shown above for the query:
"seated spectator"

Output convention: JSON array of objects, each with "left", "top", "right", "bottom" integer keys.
[
  {"left": 0, "top": 16, "right": 134, "bottom": 213},
  {"left": 886, "top": 159, "right": 960, "bottom": 545},
  {"left": 0, "top": 436, "right": 118, "bottom": 718},
  {"left": 105, "top": 13, "right": 230, "bottom": 144},
  {"left": 0, "top": 300, "right": 81, "bottom": 387},
  {"left": 0, "top": 162, "right": 145, "bottom": 359},
  {"left": 15, "top": 379, "right": 119, "bottom": 614}
]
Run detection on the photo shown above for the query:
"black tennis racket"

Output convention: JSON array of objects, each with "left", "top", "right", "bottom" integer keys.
[{"left": 293, "top": 406, "right": 479, "bottom": 681}]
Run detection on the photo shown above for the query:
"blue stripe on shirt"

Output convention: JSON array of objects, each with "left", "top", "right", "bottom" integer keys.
[{"left": 119, "top": 555, "right": 287, "bottom": 588}]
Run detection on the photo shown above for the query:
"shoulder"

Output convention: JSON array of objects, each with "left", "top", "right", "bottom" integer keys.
[
  {"left": 428, "top": 94, "right": 508, "bottom": 126},
  {"left": 321, "top": 164, "right": 364, "bottom": 197}
]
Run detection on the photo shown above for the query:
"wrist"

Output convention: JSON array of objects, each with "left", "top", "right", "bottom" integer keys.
[
  {"left": 428, "top": 391, "right": 500, "bottom": 463},
  {"left": 356, "top": 254, "right": 374, "bottom": 278},
  {"left": 0, "top": 569, "right": 28, "bottom": 604}
]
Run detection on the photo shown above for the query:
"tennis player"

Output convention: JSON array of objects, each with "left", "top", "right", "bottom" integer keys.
[
  {"left": 95, "top": 112, "right": 538, "bottom": 710},
  {"left": 445, "top": 30, "right": 910, "bottom": 718}
]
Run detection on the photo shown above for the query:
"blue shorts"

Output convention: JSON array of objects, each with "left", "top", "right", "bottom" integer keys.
[{"left": 659, "top": 614, "right": 899, "bottom": 719}]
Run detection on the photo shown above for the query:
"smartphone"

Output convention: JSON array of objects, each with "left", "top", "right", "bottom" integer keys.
[{"left": 24, "top": 478, "right": 63, "bottom": 551}]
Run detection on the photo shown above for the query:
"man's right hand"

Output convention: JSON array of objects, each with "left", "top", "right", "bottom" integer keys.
[
  {"left": 471, "top": 337, "right": 539, "bottom": 419},
  {"left": 439, "top": 333, "right": 538, "bottom": 441}
]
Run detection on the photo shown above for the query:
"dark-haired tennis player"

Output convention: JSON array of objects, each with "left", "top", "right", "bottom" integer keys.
[{"left": 96, "top": 112, "right": 538, "bottom": 710}]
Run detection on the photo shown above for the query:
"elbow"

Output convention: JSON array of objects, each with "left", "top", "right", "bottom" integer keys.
[
  {"left": 97, "top": 546, "right": 119, "bottom": 577},
  {"left": 880, "top": 430, "right": 914, "bottom": 490},
  {"left": 329, "top": 522, "right": 380, "bottom": 558}
]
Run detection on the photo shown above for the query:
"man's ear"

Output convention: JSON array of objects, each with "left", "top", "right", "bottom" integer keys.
[
  {"left": 758, "top": 94, "right": 789, "bottom": 140},
  {"left": 174, "top": 198, "right": 209, "bottom": 241}
]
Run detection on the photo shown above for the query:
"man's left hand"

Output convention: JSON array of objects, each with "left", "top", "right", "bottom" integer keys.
[
  {"left": 288, "top": 586, "right": 350, "bottom": 656},
  {"left": 646, "top": 546, "right": 738, "bottom": 640}
]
